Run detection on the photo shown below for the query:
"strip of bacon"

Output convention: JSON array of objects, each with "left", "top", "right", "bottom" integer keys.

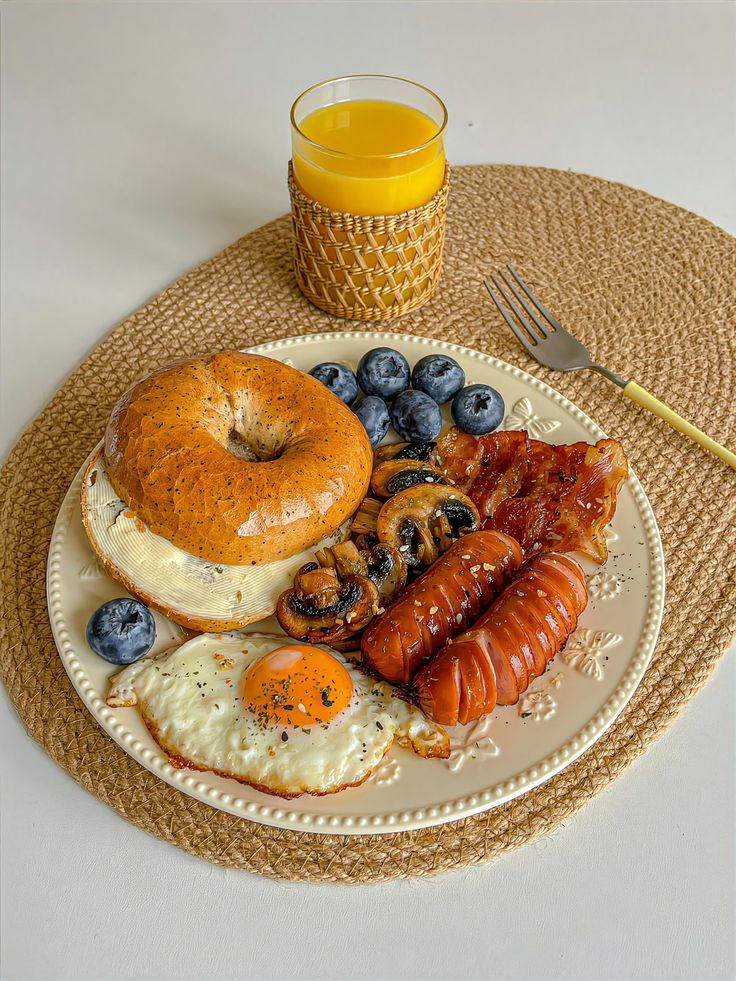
[
  {"left": 433, "top": 426, "right": 485, "bottom": 491},
  {"left": 468, "top": 431, "right": 529, "bottom": 518},
  {"left": 484, "top": 496, "right": 556, "bottom": 555},
  {"left": 544, "top": 438, "right": 628, "bottom": 563},
  {"left": 435, "top": 428, "right": 628, "bottom": 563}
]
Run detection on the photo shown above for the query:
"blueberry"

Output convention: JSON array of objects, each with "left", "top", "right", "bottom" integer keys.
[
  {"left": 411, "top": 354, "right": 465, "bottom": 404},
  {"left": 390, "top": 390, "right": 443, "bottom": 443},
  {"left": 86, "top": 598, "right": 156, "bottom": 665},
  {"left": 451, "top": 384, "right": 505, "bottom": 435},
  {"left": 352, "top": 396, "right": 390, "bottom": 447},
  {"left": 308, "top": 362, "right": 359, "bottom": 405},
  {"left": 356, "top": 347, "right": 410, "bottom": 400}
]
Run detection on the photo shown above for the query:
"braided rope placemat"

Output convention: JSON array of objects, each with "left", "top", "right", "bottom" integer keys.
[{"left": 1, "top": 165, "right": 734, "bottom": 882}]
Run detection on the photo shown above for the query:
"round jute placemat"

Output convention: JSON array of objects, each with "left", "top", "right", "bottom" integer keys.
[{"left": 1, "top": 165, "right": 734, "bottom": 882}]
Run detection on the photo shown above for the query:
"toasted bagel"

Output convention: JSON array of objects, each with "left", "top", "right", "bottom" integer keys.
[{"left": 102, "top": 351, "right": 372, "bottom": 565}]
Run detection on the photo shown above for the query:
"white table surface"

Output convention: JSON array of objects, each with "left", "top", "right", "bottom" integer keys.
[{"left": 1, "top": 3, "right": 734, "bottom": 979}]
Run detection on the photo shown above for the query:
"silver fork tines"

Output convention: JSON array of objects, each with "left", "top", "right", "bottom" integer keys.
[
  {"left": 507, "top": 265, "right": 563, "bottom": 333},
  {"left": 499, "top": 268, "right": 548, "bottom": 340},
  {"left": 484, "top": 266, "right": 626, "bottom": 386}
]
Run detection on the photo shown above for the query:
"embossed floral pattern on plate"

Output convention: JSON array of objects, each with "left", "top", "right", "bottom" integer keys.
[
  {"left": 519, "top": 675, "right": 563, "bottom": 721},
  {"left": 504, "top": 396, "right": 561, "bottom": 438},
  {"left": 587, "top": 570, "right": 622, "bottom": 600},
  {"left": 371, "top": 757, "right": 401, "bottom": 787},
  {"left": 79, "top": 557, "right": 105, "bottom": 580},
  {"left": 446, "top": 715, "right": 500, "bottom": 772},
  {"left": 563, "top": 629, "right": 622, "bottom": 681}
]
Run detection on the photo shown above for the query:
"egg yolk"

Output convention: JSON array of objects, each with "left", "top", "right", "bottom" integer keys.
[{"left": 241, "top": 644, "right": 353, "bottom": 728}]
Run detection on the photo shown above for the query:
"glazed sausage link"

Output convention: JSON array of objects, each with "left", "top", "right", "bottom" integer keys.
[
  {"left": 361, "top": 531, "right": 524, "bottom": 684},
  {"left": 415, "top": 552, "right": 588, "bottom": 725}
]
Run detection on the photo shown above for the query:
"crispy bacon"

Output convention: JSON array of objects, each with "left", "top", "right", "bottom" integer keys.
[
  {"left": 486, "top": 496, "right": 556, "bottom": 554},
  {"left": 436, "top": 427, "right": 628, "bottom": 563},
  {"left": 543, "top": 438, "right": 629, "bottom": 562},
  {"left": 434, "top": 426, "right": 485, "bottom": 491},
  {"left": 469, "top": 431, "right": 530, "bottom": 518}
]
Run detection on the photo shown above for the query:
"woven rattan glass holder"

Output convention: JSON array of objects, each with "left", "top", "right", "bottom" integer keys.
[{"left": 288, "top": 162, "right": 450, "bottom": 321}]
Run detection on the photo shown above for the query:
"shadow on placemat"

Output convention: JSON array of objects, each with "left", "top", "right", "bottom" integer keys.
[{"left": 1, "top": 165, "right": 734, "bottom": 882}]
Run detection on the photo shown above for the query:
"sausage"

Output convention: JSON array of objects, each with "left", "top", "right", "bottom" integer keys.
[
  {"left": 361, "top": 531, "right": 523, "bottom": 684},
  {"left": 414, "top": 552, "right": 588, "bottom": 725}
]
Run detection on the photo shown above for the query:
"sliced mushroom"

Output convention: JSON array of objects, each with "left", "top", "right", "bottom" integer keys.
[
  {"left": 362, "top": 541, "right": 408, "bottom": 604},
  {"left": 354, "top": 532, "right": 378, "bottom": 551},
  {"left": 433, "top": 512, "right": 454, "bottom": 554},
  {"left": 315, "top": 540, "right": 368, "bottom": 578},
  {"left": 291, "top": 564, "right": 342, "bottom": 609},
  {"left": 374, "top": 441, "right": 439, "bottom": 465},
  {"left": 376, "top": 485, "right": 480, "bottom": 567},
  {"left": 349, "top": 496, "right": 382, "bottom": 536},
  {"left": 276, "top": 564, "right": 379, "bottom": 650},
  {"left": 314, "top": 539, "right": 407, "bottom": 605},
  {"left": 322, "top": 633, "right": 367, "bottom": 654},
  {"left": 370, "top": 459, "right": 450, "bottom": 498}
]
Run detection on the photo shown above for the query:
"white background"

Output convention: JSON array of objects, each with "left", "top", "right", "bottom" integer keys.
[{"left": 1, "top": 3, "right": 734, "bottom": 980}]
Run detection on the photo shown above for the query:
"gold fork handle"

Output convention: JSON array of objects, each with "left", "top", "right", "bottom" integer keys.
[{"left": 623, "top": 381, "right": 736, "bottom": 470}]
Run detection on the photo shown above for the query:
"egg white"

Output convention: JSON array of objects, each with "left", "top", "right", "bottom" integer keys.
[{"left": 107, "top": 633, "right": 449, "bottom": 797}]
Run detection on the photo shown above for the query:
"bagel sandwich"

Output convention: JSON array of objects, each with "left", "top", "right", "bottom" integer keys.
[{"left": 81, "top": 351, "right": 373, "bottom": 630}]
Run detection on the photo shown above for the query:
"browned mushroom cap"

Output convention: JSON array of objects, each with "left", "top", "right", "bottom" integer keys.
[
  {"left": 353, "top": 532, "right": 379, "bottom": 551},
  {"left": 315, "top": 538, "right": 407, "bottom": 605},
  {"left": 315, "top": 540, "right": 368, "bottom": 578},
  {"left": 362, "top": 542, "right": 407, "bottom": 604},
  {"left": 373, "top": 441, "right": 439, "bottom": 465},
  {"left": 370, "top": 459, "right": 450, "bottom": 498},
  {"left": 376, "top": 485, "right": 480, "bottom": 567},
  {"left": 276, "top": 563, "right": 379, "bottom": 649}
]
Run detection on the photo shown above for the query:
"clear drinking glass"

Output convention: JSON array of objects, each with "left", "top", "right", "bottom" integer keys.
[{"left": 291, "top": 74, "right": 447, "bottom": 216}]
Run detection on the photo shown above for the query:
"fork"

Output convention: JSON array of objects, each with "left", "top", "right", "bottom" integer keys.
[{"left": 484, "top": 265, "right": 736, "bottom": 470}]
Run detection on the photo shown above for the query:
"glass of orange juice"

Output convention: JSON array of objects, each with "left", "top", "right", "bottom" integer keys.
[
  {"left": 289, "top": 75, "right": 449, "bottom": 320},
  {"left": 291, "top": 75, "right": 447, "bottom": 215}
]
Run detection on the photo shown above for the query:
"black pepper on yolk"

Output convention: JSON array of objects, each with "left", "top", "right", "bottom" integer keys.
[{"left": 241, "top": 645, "right": 353, "bottom": 728}]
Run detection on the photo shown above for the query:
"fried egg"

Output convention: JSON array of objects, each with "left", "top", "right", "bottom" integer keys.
[{"left": 107, "top": 633, "right": 449, "bottom": 797}]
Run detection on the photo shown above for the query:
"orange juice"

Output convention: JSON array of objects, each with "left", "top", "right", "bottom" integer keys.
[{"left": 292, "top": 99, "right": 445, "bottom": 214}]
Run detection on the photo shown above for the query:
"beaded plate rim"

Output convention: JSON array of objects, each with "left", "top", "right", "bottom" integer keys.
[{"left": 47, "top": 332, "right": 666, "bottom": 835}]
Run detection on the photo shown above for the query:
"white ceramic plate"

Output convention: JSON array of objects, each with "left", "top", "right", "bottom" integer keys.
[{"left": 47, "top": 332, "right": 665, "bottom": 835}]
